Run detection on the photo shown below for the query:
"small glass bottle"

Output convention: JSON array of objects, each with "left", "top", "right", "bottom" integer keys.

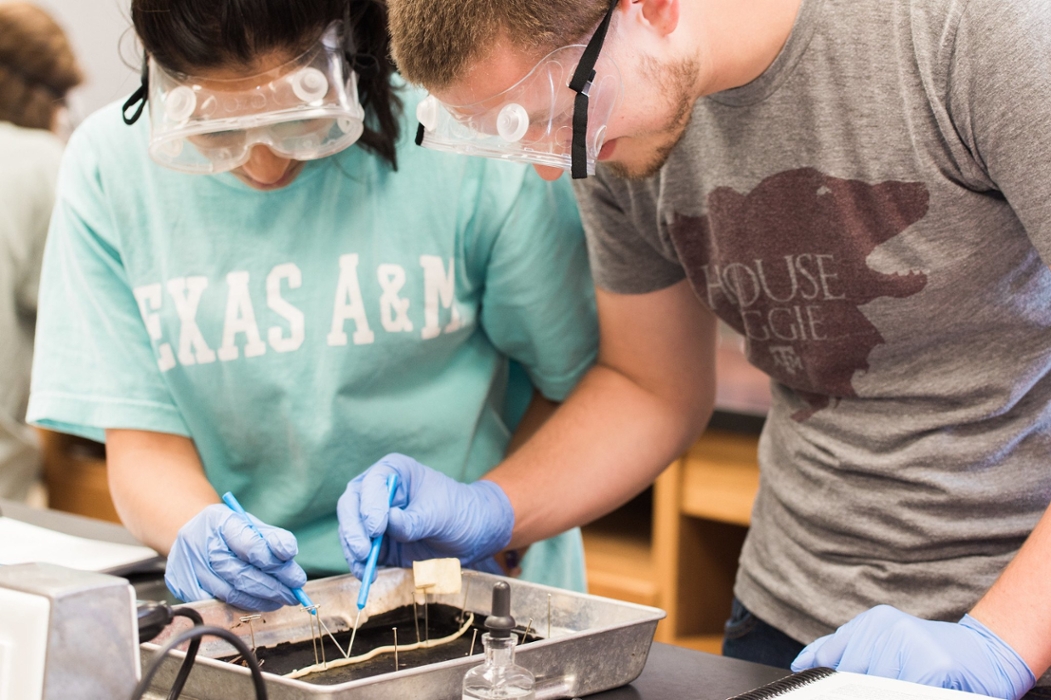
[{"left": 462, "top": 581, "right": 535, "bottom": 700}]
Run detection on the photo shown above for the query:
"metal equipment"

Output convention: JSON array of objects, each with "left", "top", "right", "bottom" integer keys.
[
  {"left": 0, "top": 563, "right": 139, "bottom": 700},
  {"left": 143, "top": 569, "right": 664, "bottom": 700}
]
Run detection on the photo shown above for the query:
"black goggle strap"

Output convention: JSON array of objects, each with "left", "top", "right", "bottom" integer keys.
[
  {"left": 567, "top": 0, "right": 619, "bottom": 178},
  {"left": 122, "top": 53, "right": 149, "bottom": 126}
]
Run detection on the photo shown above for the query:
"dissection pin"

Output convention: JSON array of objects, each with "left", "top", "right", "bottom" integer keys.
[
  {"left": 468, "top": 628, "right": 479, "bottom": 656},
  {"left": 239, "top": 614, "right": 260, "bottom": 655},
  {"left": 413, "top": 598, "right": 421, "bottom": 644},
  {"left": 348, "top": 607, "right": 362, "bottom": 659}
]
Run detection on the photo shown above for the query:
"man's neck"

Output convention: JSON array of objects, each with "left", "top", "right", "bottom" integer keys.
[{"left": 688, "top": 0, "right": 805, "bottom": 98}]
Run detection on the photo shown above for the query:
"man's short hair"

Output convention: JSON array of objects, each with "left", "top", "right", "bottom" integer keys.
[{"left": 389, "top": 0, "right": 612, "bottom": 90}]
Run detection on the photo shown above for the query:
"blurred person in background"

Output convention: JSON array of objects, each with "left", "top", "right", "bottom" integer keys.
[{"left": 0, "top": 2, "right": 82, "bottom": 502}]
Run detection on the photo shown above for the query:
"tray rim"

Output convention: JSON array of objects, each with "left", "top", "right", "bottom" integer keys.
[{"left": 141, "top": 570, "right": 666, "bottom": 695}]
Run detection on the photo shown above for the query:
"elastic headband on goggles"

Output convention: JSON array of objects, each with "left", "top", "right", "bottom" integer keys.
[
  {"left": 138, "top": 22, "right": 366, "bottom": 174},
  {"left": 414, "top": 0, "right": 620, "bottom": 179}
]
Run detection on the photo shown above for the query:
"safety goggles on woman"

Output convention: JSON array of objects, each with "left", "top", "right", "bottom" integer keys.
[
  {"left": 413, "top": 0, "right": 620, "bottom": 179},
  {"left": 125, "top": 22, "right": 365, "bottom": 175}
]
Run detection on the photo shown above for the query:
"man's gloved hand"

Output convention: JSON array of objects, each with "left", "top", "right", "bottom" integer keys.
[
  {"left": 792, "top": 605, "right": 1035, "bottom": 700},
  {"left": 337, "top": 454, "right": 515, "bottom": 581},
  {"left": 165, "top": 503, "right": 308, "bottom": 612}
]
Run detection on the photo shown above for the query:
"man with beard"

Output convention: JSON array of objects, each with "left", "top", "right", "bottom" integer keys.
[{"left": 337, "top": 0, "right": 1051, "bottom": 696}]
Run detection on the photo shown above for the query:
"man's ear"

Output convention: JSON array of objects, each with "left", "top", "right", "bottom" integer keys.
[{"left": 634, "top": 0, "right": 680, "bottom": 36}]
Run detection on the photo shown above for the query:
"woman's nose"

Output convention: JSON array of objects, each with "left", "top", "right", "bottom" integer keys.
[{"left": 240, "top": 145, "right": 294, "bottom": 185}]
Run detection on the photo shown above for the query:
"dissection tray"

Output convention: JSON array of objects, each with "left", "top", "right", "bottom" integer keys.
[{"left": 143, "top": 569, "right": 664, "bottom": 699}]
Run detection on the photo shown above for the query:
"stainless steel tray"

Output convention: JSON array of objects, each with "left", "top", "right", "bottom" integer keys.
[{"left": 142, "top": 569, "right": 664, "bottom": 699}]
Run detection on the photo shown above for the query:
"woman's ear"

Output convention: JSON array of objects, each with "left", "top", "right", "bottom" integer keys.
[{"left": 634, "top": 0, "right": 680, "bottom": 36}]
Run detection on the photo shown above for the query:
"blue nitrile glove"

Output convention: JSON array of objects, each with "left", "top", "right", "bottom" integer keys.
[
  {"left": 165, "top": 503, "right": 308, "bottom": 612},
  {"left": 337, "top": 453, "right": 515, "bottom": 582},
  {"left": 791, "top": 605, "right": 1035, "bottom": 699}
]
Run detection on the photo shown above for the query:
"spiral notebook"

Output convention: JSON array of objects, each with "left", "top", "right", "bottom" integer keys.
[{"left": 730, "top": 668, "right": 993, "bottom": 700}]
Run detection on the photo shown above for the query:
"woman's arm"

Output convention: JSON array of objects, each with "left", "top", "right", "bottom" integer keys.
[
  {"left": 105, "top": 428, "right": 220, "bottom": 555},
  {"left": 107, "top": 428, "right": 307, "bottom": 610}
]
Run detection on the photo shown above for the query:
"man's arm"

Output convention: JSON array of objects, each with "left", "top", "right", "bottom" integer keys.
[
  {"left": 971, "top": 504, "right": 1051, "bottom": 676},
  {"left": 794, "top": 473, "right": 1051, "bottom": 696},
  {"left": 794, "top": 510, "right": 1050, "bottom": 696},
  {"left": 505, "top": 391, "right": 560, "bottom": 456},
  {"left": 949, "top": 0, "right": 1051, "bottom": 676},
  {"left": 106, "top": 428, "right": 220, "bottom": 555},
  {"left": 342, "top": 279, "right": 717, "bottom": 575},
  {"left": 488, "top": 279, "right": 718, "bottom": 548}
]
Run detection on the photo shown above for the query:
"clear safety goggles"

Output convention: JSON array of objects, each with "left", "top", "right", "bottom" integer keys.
[
  {"left": 145, "top": 23, "right": 365, "bottom": 174},
  {"left": 414, "top": 0, "right": 620, "bottom": 179}
]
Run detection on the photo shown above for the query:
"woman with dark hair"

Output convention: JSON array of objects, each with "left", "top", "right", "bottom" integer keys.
[
  {"left": 0, "top": 2, "right": 82, "bottom": 503},
  {"left": 27, "top": 0, "right": 596, "bottom": 611}
]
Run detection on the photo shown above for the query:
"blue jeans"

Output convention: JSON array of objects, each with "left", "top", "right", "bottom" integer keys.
[{"left": 721, "top": 598, "right": 805, "bottom": 669}]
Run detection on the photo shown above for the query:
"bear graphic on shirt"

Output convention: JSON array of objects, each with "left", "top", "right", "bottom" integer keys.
[{"left": 669, "top": 168, "right": 929, "bottom": 421}]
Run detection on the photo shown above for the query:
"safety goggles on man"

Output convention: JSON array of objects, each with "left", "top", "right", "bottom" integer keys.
[
  {"left": 125, "top": 22, "right": 365, "bottom": 175},
  {"left": 414, "top": 0, "right": 620, "bottom": 179}
]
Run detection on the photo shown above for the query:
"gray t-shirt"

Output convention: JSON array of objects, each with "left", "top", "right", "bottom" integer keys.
[
  {"left": 0, "top": 122, "right": 63, "bottom": 500},
  {"left": 575, "top": 0, "right": 1051, "bottom": 649}
]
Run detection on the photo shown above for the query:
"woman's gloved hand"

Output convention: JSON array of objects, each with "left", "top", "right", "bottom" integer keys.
[
  {"left": 792, "top": 605, "right": 1036, "bottom": 700},
  {"left": 164, "top": 503, "right": 308, "bottom": 611},
  {"left": 337, "top": 454, "right": 515, "bottom": 581}
]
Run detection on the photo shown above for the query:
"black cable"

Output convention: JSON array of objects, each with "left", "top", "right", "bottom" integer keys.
[
  {"left": 129, "top": 624, "right": 267, "bottom": 700},
  {"left": 166, "top": 608, "right": 204, "bottom": 700},
  {"left": 136, "top": 602, "right": 204, "bottom": 699}
]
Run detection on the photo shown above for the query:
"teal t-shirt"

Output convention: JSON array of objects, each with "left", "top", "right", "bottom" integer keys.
[{"left": 27, "top": 86, "right": 596, "bottom": 591}]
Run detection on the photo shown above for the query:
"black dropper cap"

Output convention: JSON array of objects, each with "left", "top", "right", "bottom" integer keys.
[{"left": 484, "top": 581, "right": 516, "bottom": 638}]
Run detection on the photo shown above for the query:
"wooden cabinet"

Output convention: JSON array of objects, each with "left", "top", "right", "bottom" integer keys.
[
  {"left": 581, "top": 427, "right": 761, "bottom": 653},
  {"left": 37, "top": 428, "right": 120, "bottom": 523}
]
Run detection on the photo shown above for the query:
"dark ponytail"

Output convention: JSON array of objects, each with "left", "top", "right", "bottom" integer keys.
[
  {"left": 347, "top": 0, "right": 400, "bottom": 168},
  {"left": 130, "top": 0, "right": 401, "bottom": 169}
]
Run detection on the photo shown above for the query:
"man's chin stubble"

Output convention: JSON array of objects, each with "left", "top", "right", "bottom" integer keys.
[
  {"left": 606, "top": 56, "right": 699, "bottom": 181},
  {"left": 607, "top": 131, "right": 682, "bottom": 180},
  {"left": 606, "top": 114, "right": 693, "bottom": 181}
]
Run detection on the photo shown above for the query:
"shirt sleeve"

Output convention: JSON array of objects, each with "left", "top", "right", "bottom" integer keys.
[
  {"left": 26, "top": 125, "right": 190, "bottom": 442},
  {"left": 471, "top": 166, "right": 599, "bottom": 401},
  {"left": 947, "top": 0, "right": 1051, "bottom": 263},
  {"left": 572, "top": 171, "right": 686, "bottom": 294}
]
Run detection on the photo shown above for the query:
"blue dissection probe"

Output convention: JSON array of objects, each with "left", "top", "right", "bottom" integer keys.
[
  {"left": 347, "top": 473, "right": 399, "bottom": 656},
  {"left": 221, "top": 491, "right": 315, "bottom": 614}
]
